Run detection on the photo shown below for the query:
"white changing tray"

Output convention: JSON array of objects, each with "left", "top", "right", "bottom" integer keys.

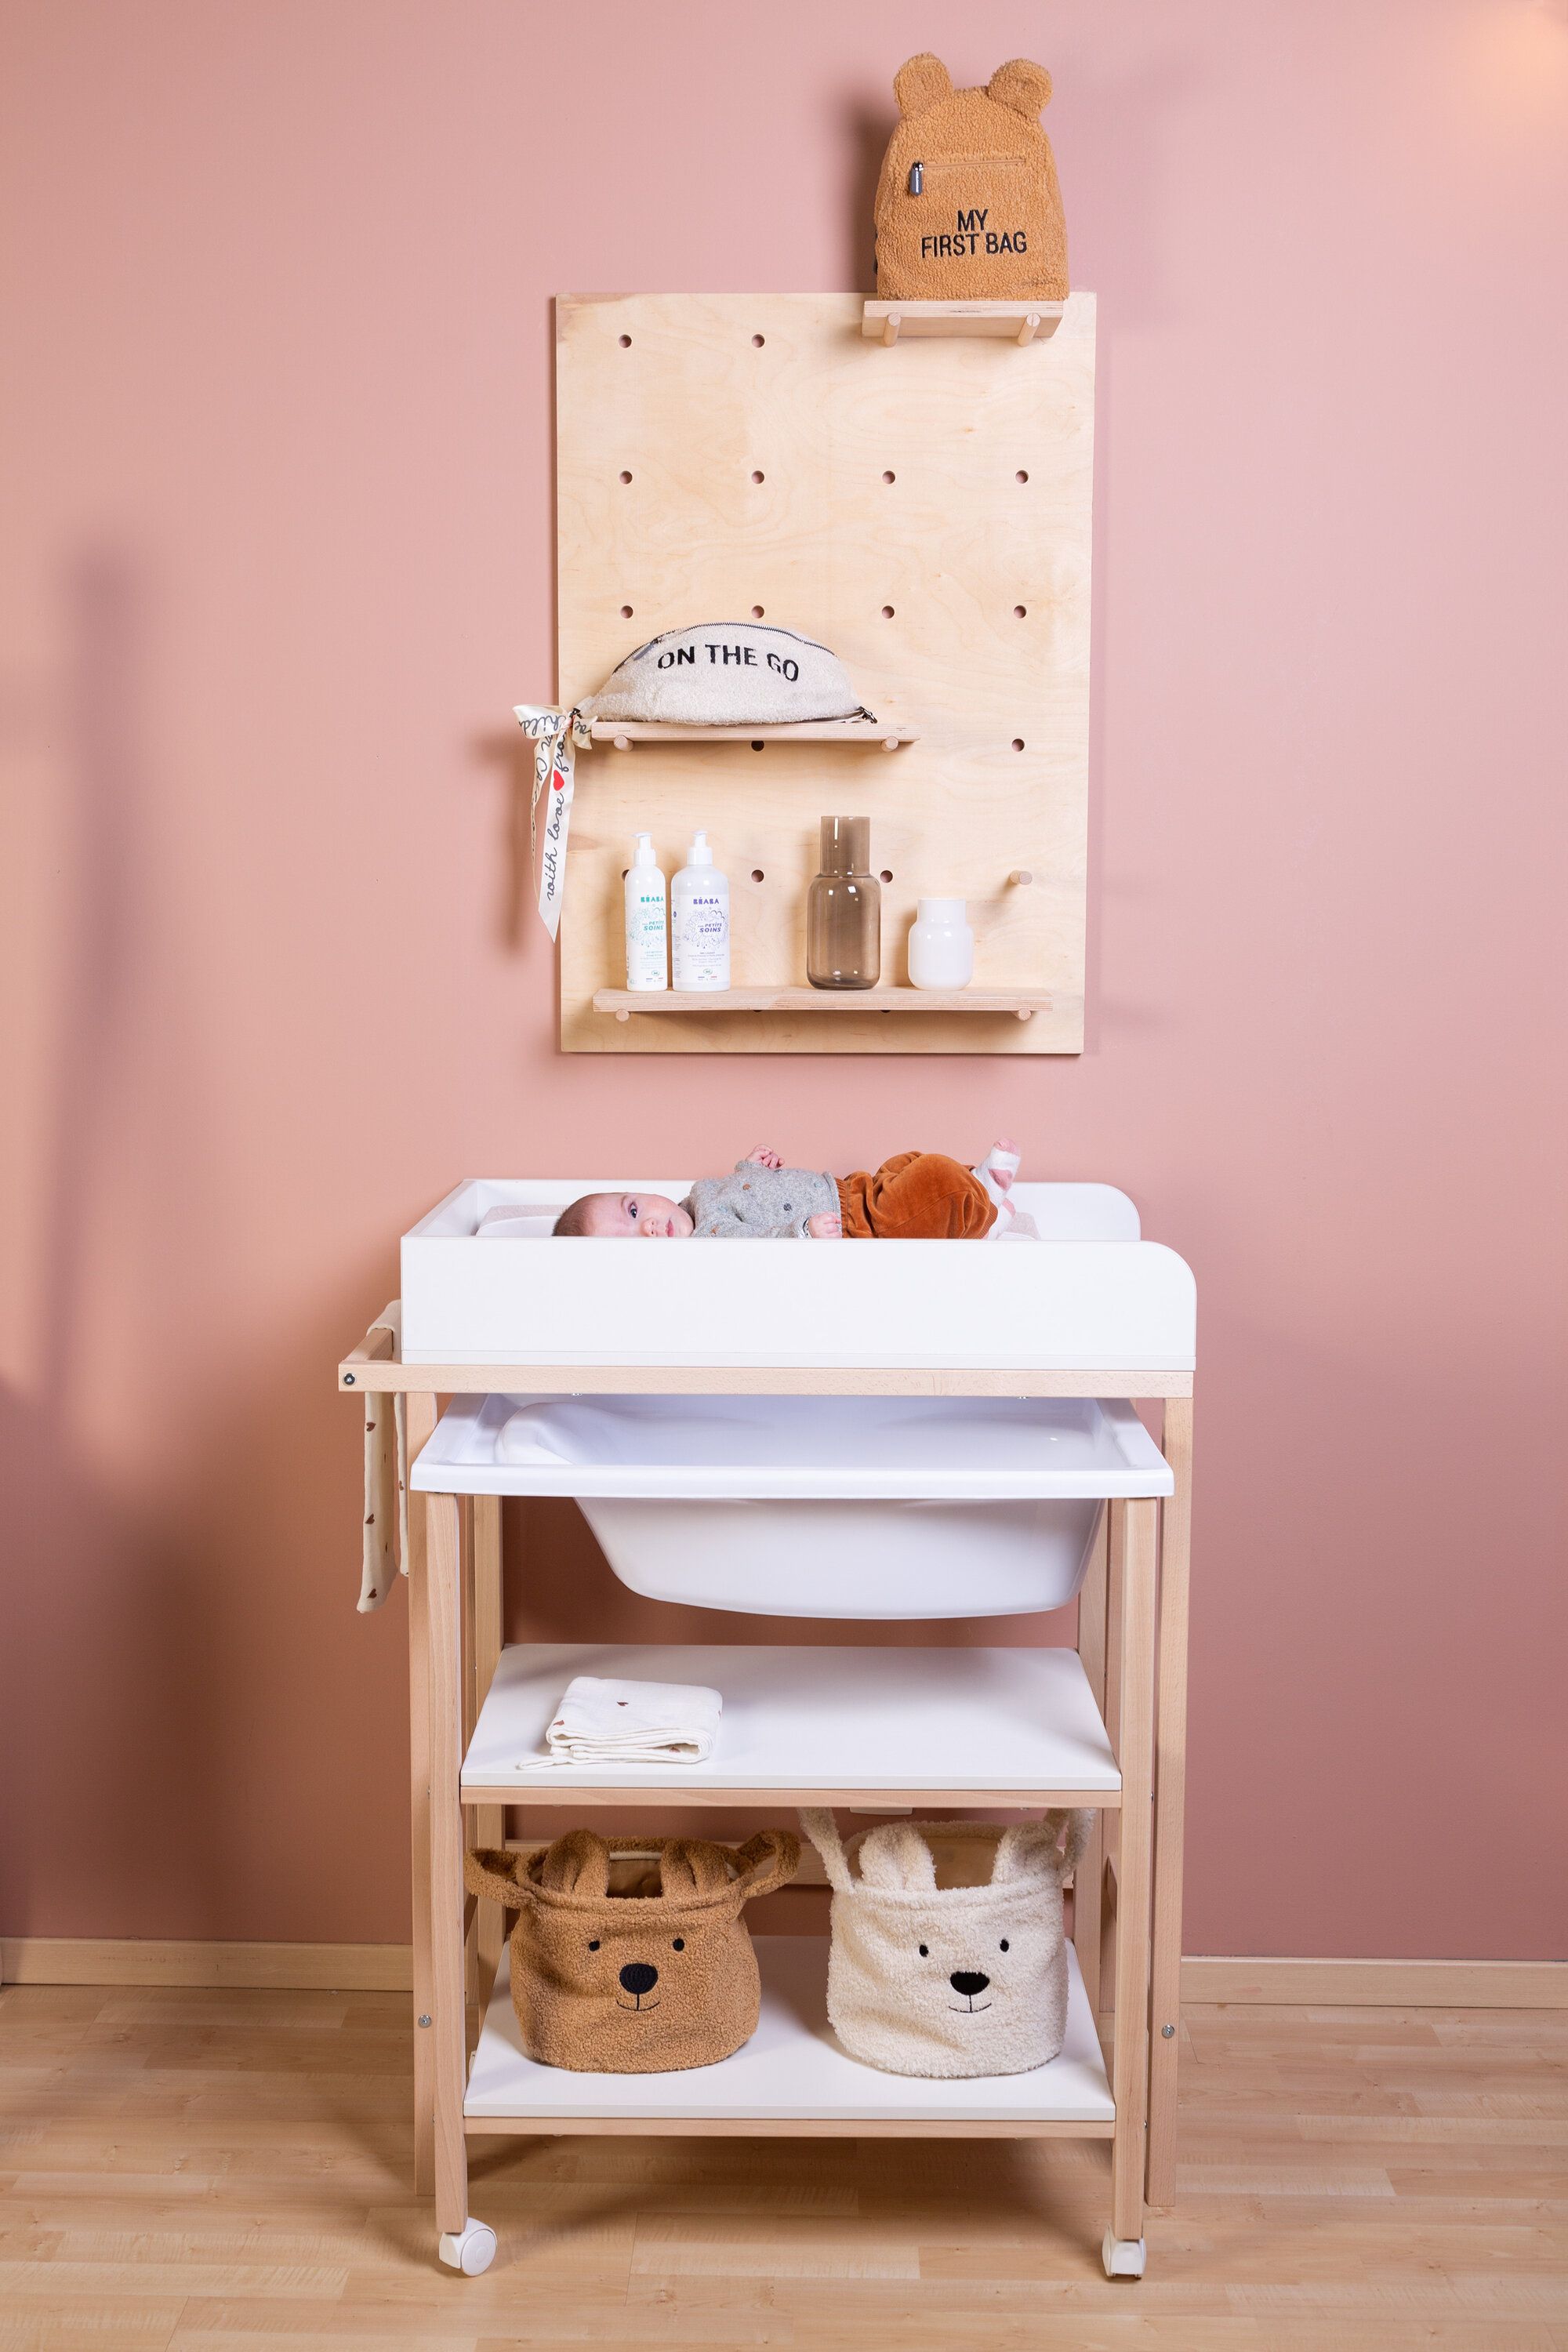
[
  {"left": 400, "top": 1178, "right": 1196, "bottom": 1374},
  {"left": 412, "top": 1392, "right": 1173, "bottom": 1500}
]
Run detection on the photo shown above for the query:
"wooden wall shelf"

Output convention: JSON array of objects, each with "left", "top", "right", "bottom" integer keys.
[
  {"left": 557, "top": 292, "right": 1095, "bottom": 1056},
  {"left": 862, "top": 299, "right": 1067, "bottom": 346},
  {"left": 593, "top": 985, "right": 1050, "bottom": 1022},
  {"left": 586, "top": 718, "right": 915, "bottom": 750}
]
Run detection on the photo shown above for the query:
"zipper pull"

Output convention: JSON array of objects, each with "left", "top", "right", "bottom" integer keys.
[{"left": 908, "top": 160, "right": 923, "bottom": 196}]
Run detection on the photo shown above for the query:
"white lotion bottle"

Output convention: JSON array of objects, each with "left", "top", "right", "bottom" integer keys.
[
  {"left": 623, "top": 833, "right": 669, "bottom": 990},
  {"left": 908, "top": 897, "right": 975, "bottom": 989},
  {"left": 670, "top": 829, "right": 730, "bottom": 991}
]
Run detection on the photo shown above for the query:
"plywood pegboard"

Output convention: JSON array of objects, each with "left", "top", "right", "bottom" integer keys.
[{"left": 555, "top": 292, "right": 1095, "bottom": 1054}]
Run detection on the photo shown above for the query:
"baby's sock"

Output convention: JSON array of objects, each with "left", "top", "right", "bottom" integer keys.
[{"left": 971, "top": 1140, "right": 1022, "bottom": 1232}]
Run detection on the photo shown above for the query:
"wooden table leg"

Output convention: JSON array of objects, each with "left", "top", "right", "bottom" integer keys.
[
  {"left": 1100, "top": 1498, "right": 1128, "bottom": 2016},
  {"left": 1146, "top": 1394, "right": 1193, "bottom": 2211},
  {"left": 404, "top": 1392, "right": 437, "bottom": 2198},
  {"left": 1109, "top": 1497, "right": 1157, "bottom": 2266},
  {"left": 1074, "top": 1506, "right": 1109, "bottom": 2018},
  {"left": 470, "top": 1497, "right": 506, "bottom": 2014},
  {"left": 426, "top": 1490, "right": 473, "bottom": 2251}
]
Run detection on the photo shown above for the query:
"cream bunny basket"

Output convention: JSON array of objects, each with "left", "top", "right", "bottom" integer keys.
[{"left": 800, "top": 1809, "right": 1092, "bottom": 2079}]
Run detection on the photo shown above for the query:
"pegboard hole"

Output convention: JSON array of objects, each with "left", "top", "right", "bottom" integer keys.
[
  {"left": 882, "top": 470, "right": 896, "bottom": 483},
  {"left": 752, "top": 333, "right": 765, "bottom": 347},
  {"left": 881, "top": 604, "right": 895, "bottom": 619},
  {"left": 1015, "top": 469, "right": 1029, "bottom": 483},
  {"left": 1014, "top": 604, "right": 1028, "bottom": 618},
  {"left": 879, "top": 869, "right": 894, "bottom": 884},
  {"left": 619, "top": 334, "right": 632, "bottom": 348},
  {"left": 750, "top": 867, "right": 765, "bottom": 883},
  {"left": 620, "top": 604, "right": 633, "bottom": 619},
  {"left": 751, "top": 604, "right": 765, "bottom": 619},
  {"left": 619, "top": 470, "right": 633, "bottom": 484},
  {"left": 750, "top": 739, "right": 765, "bottom": 751},
  {"left": 751, "top": 470, "right": 765, "bottom": 484},
  {"left": 1012, "top": 737, "right": 1025, "bottom": 751}
]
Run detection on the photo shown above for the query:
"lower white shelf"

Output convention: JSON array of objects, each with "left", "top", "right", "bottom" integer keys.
[
  {"left": 462, "top": 1642, "right": 1120, "bottom": 1802},
  {"left": 466, "top": 1935, "right": 1112, "bottom": 2132}
]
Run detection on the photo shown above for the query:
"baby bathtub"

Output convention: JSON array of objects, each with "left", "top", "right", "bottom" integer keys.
[
  {"left": 413, "top": 1392, "right": 1174, "bottom": 1620},
  {"left": 399, "top": 1177, "right": 1196, "bottom": 1374}
]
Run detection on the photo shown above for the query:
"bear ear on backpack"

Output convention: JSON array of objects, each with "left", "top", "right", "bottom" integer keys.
[
  {"left": 894, "top": 52, "right": 953, "bottom": 116},
  {"left": 988, "top": 58, "right": 1053, "bottom": 118}
]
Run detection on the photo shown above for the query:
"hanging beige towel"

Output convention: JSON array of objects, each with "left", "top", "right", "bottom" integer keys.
[{"left": 358, "top": 1304, "right": 407, "bottom": 1613}]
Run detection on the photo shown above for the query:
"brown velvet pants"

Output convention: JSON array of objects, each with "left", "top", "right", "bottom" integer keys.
[{"left": 835, "top": 1152, "right": 996, "bottom": 1240}]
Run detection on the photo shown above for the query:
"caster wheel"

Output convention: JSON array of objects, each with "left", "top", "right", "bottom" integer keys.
[
  {"left": 1102, "top": 2231, "right": 1147, "bottom": 2280},
  {"left": 439, "top": 2219, "right": 497, "bottom": 2276}
]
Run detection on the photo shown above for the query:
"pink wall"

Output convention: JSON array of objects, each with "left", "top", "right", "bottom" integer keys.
[{"left": 3, "top": 0, "right": 1565, "bottom": 1960}]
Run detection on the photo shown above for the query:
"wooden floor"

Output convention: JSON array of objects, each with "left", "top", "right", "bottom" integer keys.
[{"left": 1, "top": 1983, "right": 1565, "bottom": 2349}]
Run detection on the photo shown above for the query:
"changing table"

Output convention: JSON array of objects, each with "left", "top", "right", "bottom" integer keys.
[{"left": 338, "top": 1178, "right": 1196, "bottom": 2281}]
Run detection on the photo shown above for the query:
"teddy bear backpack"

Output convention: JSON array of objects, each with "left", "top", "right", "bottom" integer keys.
[{"left": 873, "top": 53, "right": 1068, "bottom": 304}]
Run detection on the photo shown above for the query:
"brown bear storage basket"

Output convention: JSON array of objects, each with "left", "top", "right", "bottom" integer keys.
[
  {"left": 873, "top": 53, "right": 1068, "bottom": 304},
  {"left": 464, "top": 1829, "right": 799, "bottom": 2074}
]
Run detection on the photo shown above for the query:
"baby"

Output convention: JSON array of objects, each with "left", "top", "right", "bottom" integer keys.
[{"left": 552, "top": 1142, "right": 1024, "bottom": 1240}]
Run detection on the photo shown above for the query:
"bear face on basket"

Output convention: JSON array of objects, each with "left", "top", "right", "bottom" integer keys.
[
  {"left": 464, "top": 1828, "right": 799, "bottom": 2075},
  {"left": 800, "top": 1809, "right": 1092, "bottom": 2078}
]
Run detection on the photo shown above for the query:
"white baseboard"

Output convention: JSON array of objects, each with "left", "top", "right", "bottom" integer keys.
[{"left": 2, "top": 1939, "right": 1562, "bottom": 2005}]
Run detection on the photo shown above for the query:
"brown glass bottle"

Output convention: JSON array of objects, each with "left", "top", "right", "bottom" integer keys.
[{"left": 807, "top": 815, "right": 880, "bottom": 989}]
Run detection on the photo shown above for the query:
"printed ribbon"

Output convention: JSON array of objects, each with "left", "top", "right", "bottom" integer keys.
[{"left": 514, "top": 702, "right": 592, "bottom": 940}]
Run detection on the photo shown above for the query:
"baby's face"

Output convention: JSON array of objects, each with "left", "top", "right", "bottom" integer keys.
[{"left": 577, "top": 1191, "right": 694, "bottom": 1240}]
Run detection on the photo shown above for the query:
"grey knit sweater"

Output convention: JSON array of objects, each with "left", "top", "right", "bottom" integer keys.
[{"left": 682, "top": 1160, "right": 838, "bottom": 1240}]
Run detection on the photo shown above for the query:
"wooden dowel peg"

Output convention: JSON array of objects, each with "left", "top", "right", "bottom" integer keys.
[
  {"left": 615, "top": 1008, "right": 630, "bottom": 1022},
  {"left": 883, "top": 313, "right": 901, "bottom": 347},
  {"left": 882, "top": 737, "right": 899, "bottom": 752},
  {"left": 1018, "top": 313, "right": 1041, "bottom": 347},
  {"left": 1016, "top": 1007, "right": 1033, "bottom": 1020},
  {"left": 1008, "top": 869, "right": 1036, "bottom": 887},
  {"left": 612, "top": 733, "right": 631, "bottom": 750}
]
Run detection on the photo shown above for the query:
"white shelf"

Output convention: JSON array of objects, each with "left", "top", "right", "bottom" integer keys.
[
  {"left": 462, "top": 1642, "right": 1119, "bottom": 1802},
  {"left": 584, "top": 718, "right": 915, "bottom": 748},
  {"left": 465, "top": 1934, "right": 1112, "bottom": 2131}
]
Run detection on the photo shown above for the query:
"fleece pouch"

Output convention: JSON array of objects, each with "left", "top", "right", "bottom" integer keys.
[
  {"left": 873, "top": 54, "right": 1069, "bottom": 305},
  {"left": 579, "top": 622, "right": 869, "bottom": 729},
  {"left": 800, "top": 1810, "right": 1091, "bottom": 2079},
  {"left": 465, "top": 1829, "right": 799, "bottom": 2074}
]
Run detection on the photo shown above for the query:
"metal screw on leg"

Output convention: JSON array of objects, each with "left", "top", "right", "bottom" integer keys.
[
  {"left": 418, "top": 2014, "right": 432, "bottom": 2027},
  {"left": 1161, "top": 2023, "right": 1175, "bottom": 2038}
]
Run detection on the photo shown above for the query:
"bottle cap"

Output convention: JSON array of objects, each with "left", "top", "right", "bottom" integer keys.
[
  {"left": 632, "top": 833, "right": 657, "bottom": 866},
  {"left": 819, "top": 815, "right": 870, "bottom": 874},
  {"left": 687, "top": 830, "right": 713, "bottom": 866}
]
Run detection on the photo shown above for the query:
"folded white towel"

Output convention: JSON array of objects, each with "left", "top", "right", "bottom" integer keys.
[{"left": 518, "top": 1674, "right": 723, "bottom": 1769}]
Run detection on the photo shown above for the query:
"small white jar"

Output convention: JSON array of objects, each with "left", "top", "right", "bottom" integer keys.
[{"left": 907, "top": 898, "right": 975, "bottom": 990}]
